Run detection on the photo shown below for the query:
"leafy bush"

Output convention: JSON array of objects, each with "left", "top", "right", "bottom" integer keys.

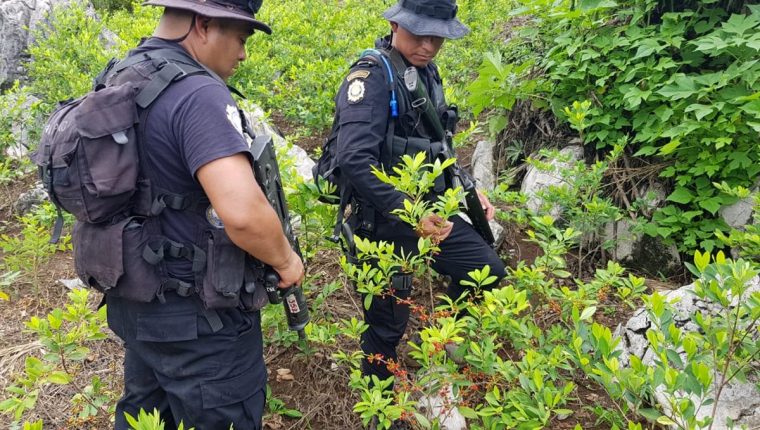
[
  {"left": 573, "top": 251, "right": 760, "bottom": 429},
  {"left": 0, "top": 289, "right": 111, "bottom": 426},
  {"left": 0, "top": 215, "right": 71, "bottom": 291},
  {"left": 26, "top": 2, "right": 117, "bottom": 109},
  {"left": 469, "top": 0, "right": 760, "bottom": 252},
  {"left": 235, "top": 0, "right": 515, "bottom": 130}
]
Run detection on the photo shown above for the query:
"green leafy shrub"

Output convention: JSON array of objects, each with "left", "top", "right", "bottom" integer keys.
[
  {"left": 470, "top": 1, "right": 760, "bottom": 252},
  {"left": 26, "top": 2, "right": 118, "bottom": 109},
  {"left": 0, "top": 83, "right": 44, "bottom": 156},
  {"left": 234, "top": 0, "right": 514, "bottom": 130},
  {"left": 573, "top": 251, "right": 760, "bottom": 429},
  {"left": 0, "top": 289, "right": 111, "bottom": 426},
  {"left": 0, "top": 215, "right": 71, "bottom": 291}
]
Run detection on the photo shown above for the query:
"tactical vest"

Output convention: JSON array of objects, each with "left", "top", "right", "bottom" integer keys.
[
  {"left": 347, "top": 48, "right": 459, "bottom": 231},
  {"left": 37, "top": 46, "right": 263, "bottom": 310}
]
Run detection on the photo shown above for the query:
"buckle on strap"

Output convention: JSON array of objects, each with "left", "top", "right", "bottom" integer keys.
[
  {"left": 136, "top": 61, "right": 188, "bottom": 109},
  {"left": 166, "top": 240, "right": 191, "bottom": 259},
  {"left": 163, "top": 278, "right": 194, "bottom": 297},
  {"left": 391, "top": 272, "right": 413, "bottom": 291},
  {"left": 151, "top": 191, "right": 209, "bottom": 215},
  {"left": 143, "top": 238, "right": 200, "bottom": 265}
]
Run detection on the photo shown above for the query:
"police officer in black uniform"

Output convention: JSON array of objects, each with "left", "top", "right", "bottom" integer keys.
[
  {"left": 333, "top": 0, "right": 507, "bottom": 391},
  {"left": 93, "top": 1, "right": 305, "bottom": 429}
]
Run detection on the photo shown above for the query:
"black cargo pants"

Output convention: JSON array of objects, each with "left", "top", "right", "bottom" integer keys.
[
  {"left": 106, "top": 292, "right": 267, "bottom": 430},
  {"left": 354, "top": 215, "right": 506, "bottom": 382}
]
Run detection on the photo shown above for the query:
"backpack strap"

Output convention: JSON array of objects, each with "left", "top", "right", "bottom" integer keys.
[{"left": 360, "top": 49, "right": 403, "bottom": 176}]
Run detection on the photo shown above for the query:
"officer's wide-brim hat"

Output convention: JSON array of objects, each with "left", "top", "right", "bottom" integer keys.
[
  {"left": 383, "top": 0, "right": 469, "bottom": 40},
  {"left": 144, "top": 0, "right": 272, "bottom": 34}
]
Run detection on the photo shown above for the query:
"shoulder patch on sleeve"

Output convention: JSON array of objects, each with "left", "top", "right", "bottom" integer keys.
[
  {"left": 347, "top": 79, "right": 366, "bottom": 103},
  {"left": 347, "top": 70, "right": 371, "bottom": 82}
]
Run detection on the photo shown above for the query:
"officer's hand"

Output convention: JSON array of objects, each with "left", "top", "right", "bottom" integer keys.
[
  {"left": 477, "top": 190, "right": 495, "bottom": 221},
  {"left": 273, "top": 250, "right": 305, "bottom": 289},
  {"left": 417, "top": 214, "right": 454, "bottom": 244}
]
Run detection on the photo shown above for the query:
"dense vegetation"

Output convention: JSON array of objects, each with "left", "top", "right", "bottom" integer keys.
[{"left": 0, "top": 1, "right": 758, "bottom": 429}]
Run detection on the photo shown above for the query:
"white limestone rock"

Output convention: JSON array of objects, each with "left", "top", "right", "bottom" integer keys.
[
  {"left": 471, "top": 139, "right": 495, "bottom": 191},
  {"left": 520, "top": 145, "right": 584, "bottom": 219},
  {"left": 419, "top": 382, "right": 468, "bottom": 430},
  {"left": 615, "top": 276, "right": 760, "bottom": 430}
]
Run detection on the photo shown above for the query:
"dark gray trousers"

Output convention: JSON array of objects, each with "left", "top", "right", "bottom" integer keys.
[{"left": 107, "top": 292, "right": 267, "bottom": 430}]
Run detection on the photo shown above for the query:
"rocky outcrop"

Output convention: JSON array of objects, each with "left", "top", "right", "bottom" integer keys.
[
  {"left": 615, "top": 276, "right": 760, "bottom": 430},
  {"left": 1, "top": 0, "right": 118, "bottom": 89},
  {"left": 2, "top": 0, "right": 64, "bottom": 88},
  {"left": 520, "top": 145, "right": 584, "bottom": 219},
  {"left": 604, "top": 183, "right": 681, "bottom": 277},
  {"left": 13, "top": 181, "right": 47, "bottom": 215}
]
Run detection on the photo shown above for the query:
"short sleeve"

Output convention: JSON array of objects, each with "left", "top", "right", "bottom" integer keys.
[{"left": 171, "top": 78, "right": 250, "bottom": 176}]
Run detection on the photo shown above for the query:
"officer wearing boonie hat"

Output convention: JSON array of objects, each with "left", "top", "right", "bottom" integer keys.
[
  {"left": 382, "top": 0, "right": 469, "bottom": 39},
  {"left": 143, "top": 0, "right": 272, "bottom": 34},
  {"left": 329, "top": 1, "right": 505, "bottom": 427},
  {"left": 98, "top": 0, "right": 304, "bottom": 429}
]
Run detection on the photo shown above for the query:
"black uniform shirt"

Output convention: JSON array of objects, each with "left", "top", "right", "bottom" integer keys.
[
  {"left": 132, "top": 38, "right": 250, "bottom": 279},
  {"left": 335, "top": 41, "right": 444, "bottom": 224}
]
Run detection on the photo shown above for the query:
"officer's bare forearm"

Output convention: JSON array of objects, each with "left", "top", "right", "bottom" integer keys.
[
  {"left": 223, "top": 206, "right": 293, "bottom": 268},
  {"left": 197, "top": 153, "right": 293, "bottom": 268}
]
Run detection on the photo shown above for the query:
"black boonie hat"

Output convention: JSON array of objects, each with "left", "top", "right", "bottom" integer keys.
[
  {"left": 144, "top": 0, "right": 272, "bottom": 34},
  {"left": 383, "top": 0, "right": 469, "bottom": 40}
]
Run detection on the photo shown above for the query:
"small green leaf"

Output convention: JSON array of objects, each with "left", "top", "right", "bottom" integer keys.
[
  {"left": 48, "top": 371, "right": 72, "bottom": 385},
  {"left": 657, "top": 416, "right": 677, "bottom": 426},
  {"left": 580, "top": 306, "right": 597, "bottom": 321}
]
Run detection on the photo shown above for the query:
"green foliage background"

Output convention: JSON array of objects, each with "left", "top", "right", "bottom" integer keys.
[
  {"left": 468, "top": 0, "right": 760, "bottom": 252},
  {"left": 19, "top": 0, "right": 513, "bottom": 133}
]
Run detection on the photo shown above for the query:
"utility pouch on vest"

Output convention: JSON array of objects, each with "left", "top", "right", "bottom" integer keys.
[
  {"left": 391, "top": 135, "right": 445, "bottom": 192},
  {"left": 199, "top": 229, "right": 247, "bottom": 309},
  {"left": 239, "top": 261, "right": 270, "bottom": 312},
  {"left": 390, "top": 135, "right": 431, "bottom": 165},
  {"left": 72, "top": 216, "right": 162, "bottom": 302}
]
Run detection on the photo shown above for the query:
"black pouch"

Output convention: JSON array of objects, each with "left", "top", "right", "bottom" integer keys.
[
  {"left": 199, "top": 229, "right": 246, "bottom": 309},
  {"left": 239, "top": 262, "right": 270, "bottom": 312},
  {"left": 391, "top": 135, "right": 431, "bottom": 165},
  {"left": 73, "top": 216, "right": 162, "bottom": 302}
]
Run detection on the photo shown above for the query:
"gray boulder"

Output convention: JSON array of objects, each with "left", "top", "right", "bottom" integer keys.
[
  {"left": 615, "top": 276, "right": 760, "bottom": 430},
  {"left": 13, "top": 181, "right": 47, "bottom": 214},
  {"left": 604, "top": 183, "right": 681, "bottom": 277},
  {"left": 471, "top": 139, "right": 495, "bottom": 191},
  {"left": 520, "top": 145, "right": 584, "bottom": 219}
]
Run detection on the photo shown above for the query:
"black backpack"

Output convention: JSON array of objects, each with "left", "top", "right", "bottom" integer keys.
[{"left": 31, "top": 48, "right": 211, "bottom": 241}]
